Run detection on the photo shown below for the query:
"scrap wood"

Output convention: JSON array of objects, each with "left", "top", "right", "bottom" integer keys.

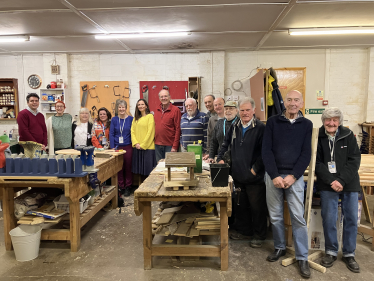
[
  {"left": 156, "top": 212, "right": 174, "bottom": 225},
  {"left": 187, "top": 225, "right": 200, "bottom": 237},
  {"left": 174, "top": 221, "right": 193, "bottom": 237}
]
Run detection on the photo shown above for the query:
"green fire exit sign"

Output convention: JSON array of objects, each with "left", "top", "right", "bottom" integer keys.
[{"left": 305, "top": 108, "right": 325, "bottom": 114}]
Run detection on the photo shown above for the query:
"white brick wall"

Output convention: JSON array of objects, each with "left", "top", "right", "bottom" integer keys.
[{"left": 0, "top": 48, "right": 373, "bottom": 139}]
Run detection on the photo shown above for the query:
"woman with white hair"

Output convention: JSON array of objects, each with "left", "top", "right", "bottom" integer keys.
[
  {"left": 110, "top": 100, "right": 133, "bottom": 197},
  {"left": 72, "top": 107, "right": 93, "bottom": 148},
  {"left": 315, "top": 107, "right": 361, "bottom": 273}
]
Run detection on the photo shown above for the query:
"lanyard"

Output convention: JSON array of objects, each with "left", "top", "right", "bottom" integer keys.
[
  {"left": 101, "top": 121, "right": 105, "bottom": 132},
  {"left": 119, "top": 117, "right": 126, "bottom": 136},
  {"left": 223, "top": 116, "right": 237, "bottom": 136},
  {"left": 328, "top": 140, "right": 335, "bottom": 161}
]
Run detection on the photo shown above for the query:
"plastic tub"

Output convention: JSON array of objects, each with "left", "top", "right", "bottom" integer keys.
[{"left": 9, "top": 225, "right": 43, "bottom": 261}]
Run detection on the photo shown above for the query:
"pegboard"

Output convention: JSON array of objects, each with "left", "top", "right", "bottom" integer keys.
[
  {"left": 80, "top": 81, "right": 130, "bottom": 119},
  {"left": 139, "top": 81, "right": 188, "bottom": 112}
]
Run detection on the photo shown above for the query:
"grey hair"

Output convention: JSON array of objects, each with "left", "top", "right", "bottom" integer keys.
[
  {"left": 238, "top": 97, "right": 255, "bottom": 109},
  {"left": 76, "top": 107, "right": 93, "bottom": 125},
  {"left": 116, "top": 99, "right": 127, "bottom": 109},
  {"left": 158, "top": 89, "right": 170, "bottom": 97},
  {"left": 321, "top": 107, "right": 343, "bottom": 125},
  {"left": 204, "top": 94, "right": 215, "bottom": 101},
  {"left": 185, "top": 98, "right": 197, "bottom": 105}
]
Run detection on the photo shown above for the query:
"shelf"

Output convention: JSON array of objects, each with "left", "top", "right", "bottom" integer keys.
[
  {"left": 0, "top": 104, "right": 16, "bottom": 106},
  {"left": 41, "top": 101, "right": 56, "bottom": 104},
  {"left": 0, "top": 118, "right": 16, "bottom": 121}
]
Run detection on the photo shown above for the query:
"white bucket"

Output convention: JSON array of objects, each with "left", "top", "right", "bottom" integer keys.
[{"left": 9, "top": 225, "right": 43, "bottom": 261}]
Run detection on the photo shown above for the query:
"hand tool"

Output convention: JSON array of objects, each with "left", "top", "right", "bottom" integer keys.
[{"left": 81, "top": 84, "right": 88, "bottom": 107}]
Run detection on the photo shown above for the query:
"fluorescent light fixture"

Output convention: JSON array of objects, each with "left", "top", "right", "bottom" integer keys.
[
  {"left": 95, "top": 32, "right": 190, "bottom": 39},
  {"left": 289, "top": 27, "right": 374, "bottom": 36},
  {"left": 0, "top": 35, "right": 30, "bottom": 42}
]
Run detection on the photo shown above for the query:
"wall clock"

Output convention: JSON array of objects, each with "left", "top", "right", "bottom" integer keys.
[{"left": 27, "top": 74, "right": 42, "bottom": 89}]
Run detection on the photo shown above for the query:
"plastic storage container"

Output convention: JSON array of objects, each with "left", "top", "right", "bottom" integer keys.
[
  {"left": 210, "top": 163, "right": 230, "bottom": 187},
  {"left": 53, "top": 195, "right": 90, "bottom": 213}
]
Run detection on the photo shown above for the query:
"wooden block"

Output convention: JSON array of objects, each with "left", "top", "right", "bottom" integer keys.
[
  {"left": 187, "top": 225, "right": 200, "bottom": 237},
  {"left": 183, "top": 186, "right": 189, "bottom": 190},
  {"left": 156, "top": 212, "right": 175, "bottom": 225},
  {"left": 165, "top": 152, "right": 196, "bottom": 167},
  {"left": 164, "top": 179, "right": 198, "bottom": 188},
  {"left": 309, "top": 260, "right": 326, "bottom": 273},
  {"left": 174, "top": 222, "right": 193, "bottom": 236}
]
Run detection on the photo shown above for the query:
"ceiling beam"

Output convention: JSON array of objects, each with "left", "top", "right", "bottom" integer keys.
[
  {"left": 255, "top": 0, "right": 298, "bottom": 51},
  {"left": 59, "top": 0, "right": 133, "bottom": 53}
]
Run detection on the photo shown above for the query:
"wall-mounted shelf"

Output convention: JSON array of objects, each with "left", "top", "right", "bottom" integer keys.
[{"left": 0, "top": 78, "right": 19, "bottom": 121}]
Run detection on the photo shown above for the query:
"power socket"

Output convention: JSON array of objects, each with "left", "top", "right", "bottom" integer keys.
[{"left": 226, "top": 96, "right": 232, "bottom": 101}]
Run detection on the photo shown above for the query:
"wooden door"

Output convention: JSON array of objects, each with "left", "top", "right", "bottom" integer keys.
[{"left": 274, "top": 68, "right": 306, "bottom": 115}]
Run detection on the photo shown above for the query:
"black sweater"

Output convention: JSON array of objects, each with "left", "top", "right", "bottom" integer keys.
[
  {"left": 262, "top": 113, "right": 312, "bottom": 180},
  {"left": 71, "top": 122, "right": 93, "bottom": 148},
  {"left": 217, "top": 117, "right": 265, "bottom": 184},
  {"left": 315, "top": 125, "right": 361, "bottom": 192}
]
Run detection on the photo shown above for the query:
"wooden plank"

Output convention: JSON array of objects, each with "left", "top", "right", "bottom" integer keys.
[
  {"left": 309, "top": 260, "right": 326, "bottom": 273},
  {"left": 156, "top": 212, "right": 175, "bottom": 225},
  {"left": 165, "top": 152, "right": 196, "bottom": 167},
  {"left": 164, "top": 179, "right": 198, "bottom": 188},
  {"left": 358, "top": 225, "right": 374, "bottom": 236},
  {"left": 361, "top": 185, "right": 372, "bottom": 224},
  {"left": 282, "top": 250, "right": 324, "bottom": 267},
  {"left": 174, "top": 222, "right": 192, "bottom": 236},
  {"left": 151, "top": 244, "right": 220, "bottom": 257},
  {"left": 200, "top": 230, "right": 220, "bottom": 236},
  {"left": 134, "top": 198, "right": 143, "bottom": 216},
  {"left": 143, "top": 201, "right": 153, "bottom": 269},
  {"left": 2, "top": 186, "right": 15, "bottom": 251},
  {"left": 305, "top": 128, "right": 319, "bottom": 228},
  {"left": 41, "top": 229, "right": 70, "bottom": 241},
  {"left": 187, "top": 224, "right": 200, "bottom": 237}
]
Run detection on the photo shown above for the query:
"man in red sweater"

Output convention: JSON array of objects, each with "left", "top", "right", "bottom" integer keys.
[
  {"left": 154, "top": 89, "right": 181, "bottom": 162},
  {"left": 17, "top": 93, "right": 47, "bottom": 151}
]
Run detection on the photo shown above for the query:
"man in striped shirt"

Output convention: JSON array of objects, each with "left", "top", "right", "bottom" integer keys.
[{"left": 180, "top": 98, "right": 209, "bottom": 156}]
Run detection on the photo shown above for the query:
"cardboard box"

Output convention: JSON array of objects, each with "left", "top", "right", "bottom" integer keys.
[{"left": 308, "top": 207, "right": 343, "bottom": 251}]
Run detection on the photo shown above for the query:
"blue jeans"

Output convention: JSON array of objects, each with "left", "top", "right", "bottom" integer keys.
[
  {"left": 155, "top": 145, "right": 172, "bottom": 163},
  {"left": 320, "top": 190, "right": 358, "bottom": 257},
  {"left": 265, "top": 173, "right": 309, "bottom": 260}
]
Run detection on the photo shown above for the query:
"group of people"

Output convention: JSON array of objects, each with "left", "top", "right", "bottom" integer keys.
[
  {"left": 17, "top": 93, "right": 156, "bottom": 197},
  {"left": 17, "top": 88, "right": 361, "bottom": 278}
]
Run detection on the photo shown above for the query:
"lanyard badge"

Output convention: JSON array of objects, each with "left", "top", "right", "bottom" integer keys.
[
  {"left": 119, "top": 117, "right": 125, "bottom": 144},
  {"left": 328, "top": 140, "right": 336, "bottom": 173}
]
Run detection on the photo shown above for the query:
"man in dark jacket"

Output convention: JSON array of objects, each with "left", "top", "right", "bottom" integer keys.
[
  {"left": 262, "top": 90, "right": 312, "bottom": 278},
  {"left": 217, "top": 97, "right": 267, "bottom": 248},
  {"left": 207, "top": 101, "right": 238, "bottom": 163},
  {"left": 315, "top": 107, "right": 361, "bottom": 273}
]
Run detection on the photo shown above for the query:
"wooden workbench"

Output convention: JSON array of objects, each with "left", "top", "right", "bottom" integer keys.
[
  {"left": 0, "top": 152, "right": 124, "bottom": 252},
  {"left": 134, "top": 168, "right": 232, "bottom": 271}
]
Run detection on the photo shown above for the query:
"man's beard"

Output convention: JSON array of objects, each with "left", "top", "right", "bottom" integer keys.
[{"left": 187, "top": 109, "right": 195, "bottom": 117}]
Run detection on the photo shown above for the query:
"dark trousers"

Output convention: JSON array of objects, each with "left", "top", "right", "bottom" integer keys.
[{"left": 233, "top": 180, "right": 267, "bottom": 240}]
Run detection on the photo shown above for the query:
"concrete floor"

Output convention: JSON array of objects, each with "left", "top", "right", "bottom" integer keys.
[{"left": 0, "top": 194, "right": 374, "bottom": 281}]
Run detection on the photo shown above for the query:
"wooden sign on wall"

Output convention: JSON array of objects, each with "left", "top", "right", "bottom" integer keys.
[{"left": 80, "top": 81, "right": 130, "bottom": 119}]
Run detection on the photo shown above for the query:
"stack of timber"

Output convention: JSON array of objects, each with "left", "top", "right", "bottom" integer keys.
[
  {"left": 152, "top": 202, "right": 220, "bottom": 237},
  {"left": 359, "top": 155, "right": 374, "bottom": 195}
]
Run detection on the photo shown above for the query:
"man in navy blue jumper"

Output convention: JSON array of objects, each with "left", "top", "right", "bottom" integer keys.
[{"left": 262, "top": 90, "right": 312, "bottom": 279}]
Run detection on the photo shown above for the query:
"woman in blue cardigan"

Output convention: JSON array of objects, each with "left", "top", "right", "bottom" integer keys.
[{"left": 110, "top": 100, "right": 133, "bottom": 197}]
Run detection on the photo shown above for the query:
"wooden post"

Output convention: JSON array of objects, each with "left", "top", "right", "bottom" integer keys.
[
  {"left": 220, "top": 201, "right": 229, "bottom": 271},
  {"left": 2, "top": 185, "right": 16, "bottom": 251},
  {"left": 361, "top": 185, "right": 372, "bottom": 223},
  {"left": 111, "top": 173, "right": 118, "bottom": 209},
  {"left": 304, "top": 128, "right": 319, "bottom": 228},
  {"left": 167, "top": 168, "right": 171, "bottom": 181},
  {"left": 69, "top": 199, "right": 81, "bottom": 252},
  {"left": 143, "top": 201, "right": 153, "bottom": 269},
  {"left": 190, "top": 168, "right": 194, "bottom": 181}
]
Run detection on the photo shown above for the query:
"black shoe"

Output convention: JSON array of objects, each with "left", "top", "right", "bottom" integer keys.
[
  {"left": 298, "top": 260, "right": 311, "bottom": 278},
  {"left": 342, "top": 256, "right": 360, "bottom": 273},
  {"left": 321, "top": 254, "right": 337, "bottom": 268},
  {"left": 229, "top": 232, "right": 252, "bottom": 240},
  {"left": 123, "top": 188, "right": 131, "bottom": 197},
  {"left": 266, "top": 249, "right": 286, "bottom": 262},
  {"left": 250, "top": 239, "right": 262, "bottom": 248}
]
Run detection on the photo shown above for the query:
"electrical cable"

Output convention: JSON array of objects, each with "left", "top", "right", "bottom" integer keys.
[{"left": 357, "top": 232, "right": 373, "bottom": 244}]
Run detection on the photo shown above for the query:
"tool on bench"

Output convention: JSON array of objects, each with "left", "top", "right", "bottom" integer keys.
[
  {"left": 81, "top": 84, "right": 88, "bottom": 107},
  {"left": 75, "top": 145, "right": 98, "bottom": 172}
]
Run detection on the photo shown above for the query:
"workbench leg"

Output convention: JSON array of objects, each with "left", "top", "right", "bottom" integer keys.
[
  {"left": 69, "top": 201, "right": 81, "bottom": 252},
  {"left": 111, "top": 173, "right": 118, "bottom": 209},
  {"left": 220, "top": 202, "right": 228, "bottom": 271},
  {"left": 2, "top": 187, "right": 16, "bottom": 251},
  {"left": 190, "top": 169, "right": 194, "bottom": 181},
  {"left": 167, "top": 168, "right": 171, "bottom": 181},
  {"left": 143, "top": 201, "right": 153, "bottom": 269}
]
